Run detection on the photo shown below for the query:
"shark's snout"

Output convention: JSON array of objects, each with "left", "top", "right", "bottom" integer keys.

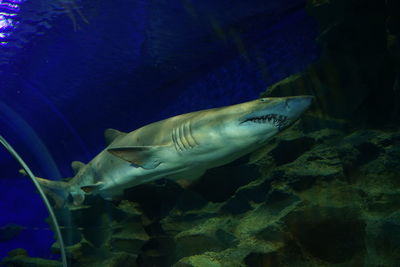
[
  {"left": 285, "top": 95, "right": 313, "bottom": 119},
  {"left": 239, "top": 95, "right": 313, "bottom": 128}
]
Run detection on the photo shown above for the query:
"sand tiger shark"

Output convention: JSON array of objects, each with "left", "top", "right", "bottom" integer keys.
[{"left": 35, "top": 96, "right": 312, "bottom": 207}]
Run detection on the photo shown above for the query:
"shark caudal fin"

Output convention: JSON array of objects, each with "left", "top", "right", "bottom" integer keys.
[
  {"left": 19, "top": 169, "right": 81, "bottom": 207},
  {"left": 35, "top": 178, "right": 71, "bottom": 208},
  {"left": 38, "top": 178, "right": 87, "bottom": 207}
]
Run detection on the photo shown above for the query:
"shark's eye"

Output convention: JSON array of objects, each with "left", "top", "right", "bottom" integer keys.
[{"left": 259, "top": 98, "right": 269, "bottom": 102}]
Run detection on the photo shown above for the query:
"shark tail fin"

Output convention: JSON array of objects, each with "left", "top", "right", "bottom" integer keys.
[
  {"left": 20, "top": 169, "right": 85, "bottom": 207},
  {"left": 35, "top": 177, "right": 71, "bottom": 208}
]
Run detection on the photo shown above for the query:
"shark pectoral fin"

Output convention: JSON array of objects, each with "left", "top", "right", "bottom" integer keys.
[
  {"left": 107, "top": 146, "right": 165, "bottom": 169},
  {"left": 104, "top": 128, "right": 127, "bottom": 145},
  {"left": 71, "top": 161, "right": 85, "bottom": 174}
]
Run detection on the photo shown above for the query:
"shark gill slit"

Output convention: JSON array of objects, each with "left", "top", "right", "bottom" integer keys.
[
  {"left": 175, "top": 126, "right": 185, "bottom": 151},
  {"left": 176, "top": 126, "right": 186, "bottom": 151},
  {"left": 171, "top": 127, "right": 182, "bottom": 152},
  {"left": 183, "top": 122, "right": 194, "bottom": 148},
  {"left": 178, "top": 123, "right": 189, "bottom": 150},
  {"left": 174, "top": 126, "right": 183, "bottom": 150},
  {"left": 171, "top": 128, "right": 176, "bottom": 151},
  {"left": 188, "top": 120, "right": 199, "bottom": 146}
]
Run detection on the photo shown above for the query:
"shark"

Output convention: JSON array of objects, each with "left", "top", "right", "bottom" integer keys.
[{"left": 36, "top": 96, "right": 313, "bottom": 207}]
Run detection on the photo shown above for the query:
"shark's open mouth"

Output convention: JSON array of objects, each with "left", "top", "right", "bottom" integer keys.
[{"left": 242, "top": 114, "right": 289, "bottom": 128}]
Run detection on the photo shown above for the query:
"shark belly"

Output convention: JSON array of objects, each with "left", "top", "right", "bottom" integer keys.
[{"left": 84, "top": 147, "right": 194, "bottom": 199}]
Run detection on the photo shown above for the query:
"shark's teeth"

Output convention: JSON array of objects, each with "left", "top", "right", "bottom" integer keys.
[{"left": 243, "top": 114, "right": 289, "bottom": 128}]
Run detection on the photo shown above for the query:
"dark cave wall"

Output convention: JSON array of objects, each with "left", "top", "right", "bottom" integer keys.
[{"left": 263, "top": 0, "right": 400, "bottom": 127}]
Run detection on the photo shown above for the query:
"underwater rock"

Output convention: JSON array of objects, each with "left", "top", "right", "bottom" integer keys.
[
  {"left": 366, "top": 211, "right": 400, "bottom": 266},
  {"left": 189, "top": 163, "right": 260, "bottom": 203},
  {"left": 124, "top": 180, "right": 185, "bottom": 220},
  {"left": 234, "top": 179, "right": 271, "bottom": 204},
  {"left": 286, "top": 206, "right": 366, "bottom": 264},
  {"left": 220, "top": 194, "right": 252, "bottom": 215},
  {"left": 45, "top": 198, "right": 149, "bottom": 266},
  {"left": 6, "top": 248, "right": 28, "bottom": 258},
  {"left": 173, "top": 254, "right": 222, "bottom": 267},
  {"left": 101, "top": 252, "right": 138, "bottom": 267},
  {"left": 269, "top": 136, "right": 315, "bottom": 166},
  {"left": 1, "top": 248, "right": 61, "bottom": 267},
  {"left": 109, "top": 221, "right": 149, "bottom": 254},
  {"left": 175, "top": 232, "right": 229, "bottom": 260}
]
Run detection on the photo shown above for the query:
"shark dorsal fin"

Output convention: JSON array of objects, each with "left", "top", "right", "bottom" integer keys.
[
  {"left": 71, "top": 161, "right": 85, "bottom": 174},
  {"left": 104, "top": 128, "right": 126, "bottom": 145},
  {"left": 107, "top": 146, "right": 166, "bottom": 169}
]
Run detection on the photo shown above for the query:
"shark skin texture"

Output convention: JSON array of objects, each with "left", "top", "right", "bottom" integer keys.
[{"left": 36, "top": 96, "right": 313, "bottom": 207}]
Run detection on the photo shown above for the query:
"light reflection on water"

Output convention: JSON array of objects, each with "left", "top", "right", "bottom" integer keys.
[{"left": 0, "top": 0, "right": 23, "bottom": 45}]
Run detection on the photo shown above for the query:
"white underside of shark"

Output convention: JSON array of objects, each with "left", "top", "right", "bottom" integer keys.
[{"left": 36, "top": 96, "right": 313, "bottom": 207}]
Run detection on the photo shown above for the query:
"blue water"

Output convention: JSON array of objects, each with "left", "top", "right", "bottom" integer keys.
[
  {"left": 0, "top": 177, "right": 56, "bottom": 259},
  {"left": 0, "top": 0, "right": 319, "bottom": 260}
]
